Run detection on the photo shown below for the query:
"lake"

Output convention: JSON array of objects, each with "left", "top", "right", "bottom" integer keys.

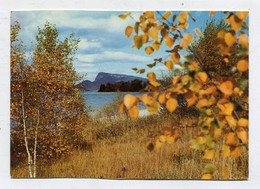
[{"left": 81, "top": 91, "right": 145, "bottom": 111}]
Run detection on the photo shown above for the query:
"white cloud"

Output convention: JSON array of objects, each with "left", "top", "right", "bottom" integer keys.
[
  {"left": 78, "top": 38, "right": 102, "bottom": 51},
  {"left": 76, "top": 51, "right": 151, "bottom": 63}
]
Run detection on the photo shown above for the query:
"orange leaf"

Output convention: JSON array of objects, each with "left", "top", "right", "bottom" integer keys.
[
  {"left": 119, "top": 103, "right": 125, "bottom": 115},
  {"left": 166, "top": 98, "right": 178, "bottom": 113},
  {"left": 125, "top": 26, "right": 133, "bottom": 37},
  {"left": 148, "top": 27, "right": 159, "bottom": 41},
  {"left": 238, "top": 118, "right": 248, "bottom": 127},
  {"left": 237, "top": 11, "right": 248, "bottom": 21},
  {"left": 230, "top": 147, "right": 242, "bottom": 159},
  {"left": 237, "top": 129, "right": 248, "bottom": 144},
  {"left": 124, "top": 94, "right": 139, "bottom": 109},
  {"left": 129, "top": 105, "right": 139, "bottom": 119},
  {"left": 145, "top": 46, "right": 154, "bottom": 55},
  {"left": 178, "top": 11, "right": 189, "bottom": 24},
  {"left": 237, "top": 59, "right": 248, "bottom": 72},
  {"left": 226, "top": 132, "right": 236, "bottom": 146},
  {"left": 158, "top": 93, "right": 166, "bottom": 105},
  {"left": 224, "top": 32, "right": 237, "bottom": 47},
  {"left": 209, "top": 11, "right": 217, "bottom": 18},
  {"left": 171, "top": 52, "right": 180, "bottom": 63},
  {"left": 219, "top": 81, "right": 233, "bottom": 96},
  {"left": 180, "top": 33, "right": 193, "bottom": 49},
  {"left": 165, "top": 60, "right": 173, "bottom": 70},
  {"left": 195, "top": 28, "right": 203, "bottom": 37}
]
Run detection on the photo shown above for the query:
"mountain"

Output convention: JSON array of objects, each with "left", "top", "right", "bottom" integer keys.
[{"left": 77, "top": 72, "right": 147, "bottom": 91}]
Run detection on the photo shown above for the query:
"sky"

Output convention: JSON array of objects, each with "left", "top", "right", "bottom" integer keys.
[{"left": 11, "top": 11, "right": 226, "bottom": 81}]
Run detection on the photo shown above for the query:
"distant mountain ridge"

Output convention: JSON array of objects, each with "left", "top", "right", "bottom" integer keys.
[{"left": 77, "top": 72, "right": 147, "bottom": 91}]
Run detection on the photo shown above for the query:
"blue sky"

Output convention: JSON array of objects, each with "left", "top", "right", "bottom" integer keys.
[{"left": 11, "top": 11, "right": 226, "bottom": 81}]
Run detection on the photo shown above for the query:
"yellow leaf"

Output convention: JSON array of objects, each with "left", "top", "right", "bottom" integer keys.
[
  {"left": 195, "top": 72, "right": 208, "bottom": 83},
  {"left": 199, "top": 86, "right": 216, "bottom": 97},
  {"left": 226, "top": 132, "right": 236, "bottom": 145},
  {"left": 234, "top": 87, "right": 243, "bottom": 96},
  {"left": 129, "top": 105, "right": 139, "bottom": 119},
  {"left": 171, "top": 52, "right": 180, "bottom": 63},
  {"left": 147, "top": 72, "right": 160, "bottom": 87},
  {"left": 133, "top": 35, "right": 143, "bottom": 49},
  {"left": 141, "top": 34, "right": 149, "bottom": 44},
  {"left": 226, "top": 115, "right": 237, "bottom": 127},
  {"left": 194, "top": 28, "right": 203, "bottom": 37},
  {"left": 222, "top": 145, "right": 230, "bottom": 158},
  {"left": 166, "top": 98, "right": 178, "bottom": 113},
  {"left": 237, "top": 129, "right": 248, "bottom": 144},
  {"left": 162, "top": 11, "right": 172, "bottom": 21},
  {"left": 239, "top": 33, "right": 249, "bottom": 48},
  {"left": 203, "top": 149, "right": 214, "bottom": 160},
  {"left": 125, "top": 26, "right": 133, "bottom": 37},
  {"left": 165, "top": 60, "right": 173, "bottom": 70},
  {"left": 165, "top": 37, "right": 174, "bottom": 48},
  {"left": 189, "top": 61, "right": 199, "bottom": 71},
  {"left": 196, "top": 98, "right": 209, "bottom": 108},
  {"left": 118, "top": 12, "right": 131, "bottom": 20},
  {"left": 152, "top": 41, "right": 161, "bottom": 51},
  {"left": 209, "top": 11, "right": 217, "bottom": 18},
  {"left": 205, "top": 109, "right": 212, "bottom": 116},
  {"left": 141, "top": 94, "right": 153, "bottom": 105},
  {"left": 155, "top": 139, "right": 163, "bottom": 149},
  {"left": 225, "top": 15, "right": 243, "bottom": 31},
  {"left": 178, "top": 11, "right": 189, "bottom": 24},
  {"left": 237, "top": 11, "right": 248, "bottom": 21},
  {"left": 158, "top": 93, "right": 166, "bottom": 105},
  {"left": 178, "top": 23, "right": 189, "bottom": 30},
  {"left": 180, "top": 33, "right": 193, "bottom": 49},
  {"left": 124, "top": 94, "right": 139, "bottom": 109},
  {"left": 145, "top": 46, "right": 154, "bottom": 55},
  {"left": 219, "top": 81, "right": 233, "bottom": 96},
  {"left": 238, "top": 118, "right": 248, "bottom": 127},
  {"left": 166, "top": 136, "right": 175, "bottom": 144},
  {"left": 230, "top": 147, "right": 242, "bottom": 159},
  {"left": 148, "top": 27, "right": 159, "bottom": 41},
  {"left": 185, "top": 92, "right": 197, "bottom": 107},
  {"left": 213, "top": 127, "right": 222, "bottom": 138},
  {"left": 146, "top": 101, "right": 160, "bottom": 114},
  {"left": 147, "top": 72, "right": 157, "bottom": 82},
  {"left": 150, "top": 80, "right": 161, "bottom": 87},
  {"left": 237, "top": 59, "right": 248, "bottom": 72},
  {"left": 159, "top": 135, "right": 166, "bottom": 143},
  {"left": 202, "top": 173, "right": 212, "bottom": 179},
  {"left": 224, "top": 32, "right": 237, "bottom": 47},
  {"left": 217, "top": 30, "right": 226, "bottom": 39},
  {"left": 144, "top": 11, "right": 155, "bottom": 18},
  {"left": 217, "top": 102, "right": 234, "bottom": 116}
]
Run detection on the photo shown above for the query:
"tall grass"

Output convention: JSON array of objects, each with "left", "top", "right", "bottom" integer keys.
[{"left": 11, "top": 110, "right": 248, "bottom": 179}]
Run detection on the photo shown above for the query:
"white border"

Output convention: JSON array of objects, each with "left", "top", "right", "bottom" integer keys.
[{"left": 1, "top": 0, "right": 260, "bottom": 189}]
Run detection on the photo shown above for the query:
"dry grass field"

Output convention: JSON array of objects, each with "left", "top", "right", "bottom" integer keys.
[{"left": 11, "top": 112, "right": 248, "bottom": 179}]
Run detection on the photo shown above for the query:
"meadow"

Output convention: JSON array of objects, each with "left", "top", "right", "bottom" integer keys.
[{"left": 11, "top": 105, "right": 248, "bottom": 179}]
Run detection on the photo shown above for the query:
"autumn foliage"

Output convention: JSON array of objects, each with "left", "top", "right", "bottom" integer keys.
[
  {"left": 119, "top": 11, "right": 248, "bottom": 179},
  {"left": 11, "top": 22, "right": 86, "bottom": 177}
]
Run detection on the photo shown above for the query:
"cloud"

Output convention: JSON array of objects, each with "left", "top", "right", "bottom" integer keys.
[
  {"left": 76, "top": 51, "right": 151, "bottom": 64},
  {"left": 78, "top": 38, "right": 102, "bottom": 51}
]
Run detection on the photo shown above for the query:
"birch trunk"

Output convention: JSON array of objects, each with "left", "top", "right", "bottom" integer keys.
[
  {"left": 21, "top": 89, "right": 33, "bottom": 178},
  {"left": 33, "top": 109, "right": 40, "bottom": 178}
]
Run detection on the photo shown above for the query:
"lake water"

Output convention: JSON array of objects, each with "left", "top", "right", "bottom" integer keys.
[{"left": 81, "top": 91, "right": 145, "bottom": 111}]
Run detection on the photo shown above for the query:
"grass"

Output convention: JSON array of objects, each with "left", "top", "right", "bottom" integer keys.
[{"left": 11, "top": 111, "right": 248, "bottom": 179}]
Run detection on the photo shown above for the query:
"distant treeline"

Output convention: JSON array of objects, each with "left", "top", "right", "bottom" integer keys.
[{"left": 98, "top": 79, "right": 147, "bottom": 92}]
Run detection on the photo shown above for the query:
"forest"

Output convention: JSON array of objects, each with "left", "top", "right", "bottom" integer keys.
[
  {"left": 98, "top": 79, "right": 147, "bottom": 92},
  {"left": 11, "top": 11, "right": 248, "bottom": 179}
]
